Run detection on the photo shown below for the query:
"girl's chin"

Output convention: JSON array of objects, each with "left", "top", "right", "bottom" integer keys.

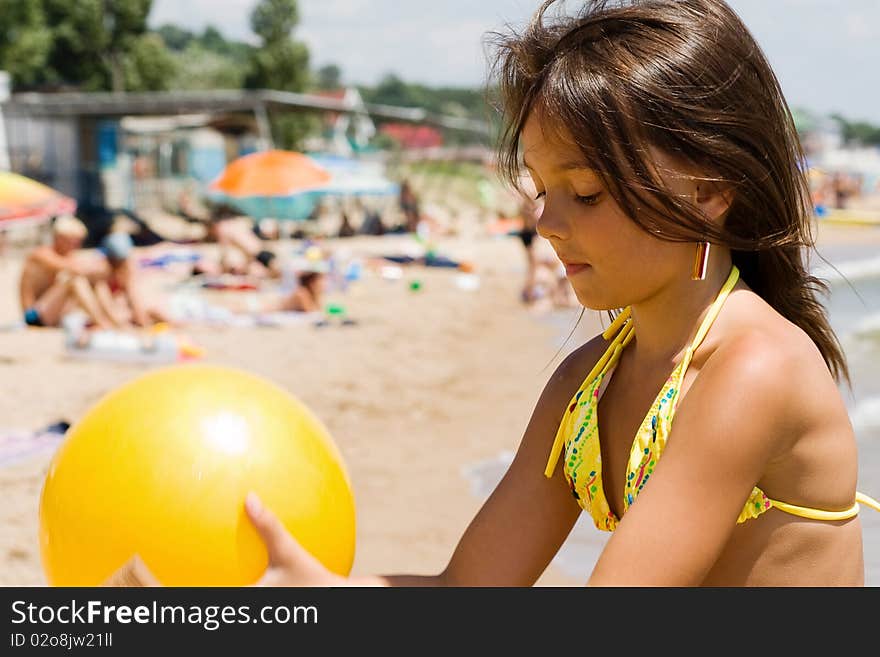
[{"left": 572, "top": 289, "right": 623, "bottom": 313}]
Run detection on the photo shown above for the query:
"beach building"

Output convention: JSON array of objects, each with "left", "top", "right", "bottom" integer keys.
[{"left": 0, "top": 84, "right": 491, "bottom": 222}]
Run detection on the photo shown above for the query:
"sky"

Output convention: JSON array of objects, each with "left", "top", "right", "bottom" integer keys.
[{"left": 149, "top": 0, "right": 880, "bottom": 123}]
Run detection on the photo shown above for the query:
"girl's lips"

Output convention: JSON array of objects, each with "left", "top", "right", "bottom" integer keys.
[{"left": 563, "top": 262, "right": 591, "bottom": 276}]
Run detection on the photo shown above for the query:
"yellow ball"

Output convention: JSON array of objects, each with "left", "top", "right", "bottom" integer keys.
[{"left": 38, "top": 364, "right": 356, "bottom": 586}]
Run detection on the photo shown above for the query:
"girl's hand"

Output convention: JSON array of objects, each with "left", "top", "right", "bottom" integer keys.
[{"left": 244, "top": 492, "right": 344, "bottom": 587}]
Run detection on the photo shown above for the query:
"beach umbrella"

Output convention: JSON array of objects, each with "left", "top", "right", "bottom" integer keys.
[
  {"left": 206, "top": 149, "right": 333, "bottom": 221},
  {"left": 0, "top": 171, "right": 77, "bottom": 228},
  {"left": 306, "top": 154, "right": 401, "bottom": 198}
]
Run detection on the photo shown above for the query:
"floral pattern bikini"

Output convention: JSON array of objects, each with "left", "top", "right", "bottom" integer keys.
[{"left": 543, "top": 265, "right": 880, "bottom": 532}]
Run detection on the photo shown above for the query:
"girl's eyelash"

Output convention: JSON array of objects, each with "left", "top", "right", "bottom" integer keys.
[
  {"left": 576, "top": 193, "right": 601, "bottom": 206},
  {"left": 533, "top": 191, "right": 601, "bottom": 205}
]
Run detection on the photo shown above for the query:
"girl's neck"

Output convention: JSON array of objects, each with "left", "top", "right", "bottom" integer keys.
[{"left": 627, "top": 251, "right": 735, "bottom": 368}]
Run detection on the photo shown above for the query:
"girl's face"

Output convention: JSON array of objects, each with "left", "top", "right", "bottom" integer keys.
[{"left": 520, "top": 111, "right": 699, "bottom": 311}]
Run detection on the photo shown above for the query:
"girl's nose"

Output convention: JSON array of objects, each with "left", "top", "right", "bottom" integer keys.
[{"left": 536, "top": 200, "right": 569, "bottom": 241}]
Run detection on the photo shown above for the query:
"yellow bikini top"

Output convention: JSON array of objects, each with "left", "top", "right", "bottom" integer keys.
[{"left": 544, "top": 265, "right": 880, "bottom": 532}]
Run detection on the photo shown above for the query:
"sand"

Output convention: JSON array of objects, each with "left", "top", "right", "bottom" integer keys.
[
  {"left": 1, "top": 211, "right": 878, "bottom": 587},
  {"left": 0, "top": 222, "right": 599, "bottom": 587}
]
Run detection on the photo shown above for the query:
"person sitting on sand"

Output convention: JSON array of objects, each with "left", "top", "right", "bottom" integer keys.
[
  {"left": 252, "top": 260, "right": 329, "bottom": 315},
  {"left": 283, "top": 270, "right": 326, "bottom": 313},
  {"left": 194, "top": 205, "right": 282, "bottom": 280},
  {"left": 18, "top": 215, "right": 118, "bottom": 329},
  {"left": 91, "top": 232, "right": 175, "bottom": 328}
]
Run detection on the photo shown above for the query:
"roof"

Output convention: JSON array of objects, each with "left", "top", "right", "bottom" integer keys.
[
  {"left": 315, "top": 89, "right": 347, "bottom": 101},
  {"left": 380, "top": 123, "right": 444, "bottom": 148},
  {"left": 0, "top": 89, "right": 491, "bottom": 136}
]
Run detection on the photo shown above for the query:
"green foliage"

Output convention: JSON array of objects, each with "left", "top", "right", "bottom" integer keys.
[
  {"left": 250, "top": 0, "right": 299, "bottom": 45},
  {"left": 155, "top": 23, "right": 194, "bottom": 51},
  {"left": 358, "top": 74, "right": 495, "bottom": 146},
  {"left": 0, "top": 0, "right": 496, "bottom": 149},
  {"left": 0, "top": 0, "right": 155, "bottom": 91},
  {"left": 0, "top": 0, "right": 52, "bottom": 87},
  {"left": 315, "top": 64, "right": 342, "bottom": 91},
  {"left": 271, "top": 113, "right": 322, "bottom": 151},
  {"left": 245, "top": 39, "right": 309, "bottom": 91},
  {"left": 168, "top": 43, "right": 248, "bottom": 90},
  {"left": 200, "top": 27, "right": 227, "bottom": 53},
  {"left": 40, "top": 0, "right": 110, "bottom": 90},
  {"left": 831, "top": 114, "right": 880, "bottom": 147},
  {"left": 156, "top": 23, "right": 253, "bottom": 61},
  {"left": 156, "top": 23, "right": 253, "bottom": 90},
  {"left": 124, "top": 32, "right": 177, "bottom": 91},
  {"left": 359, "top": 74, "right": 491, "bottom": 119},
  {"left": 369, "top": 132, "right": 400, "bottom": 152},
  {"left": 245, "top": 0, "right": 314, "bottom": 150},
  {"left": 360, "top": 74, "right": 415, "bottom": 107}
]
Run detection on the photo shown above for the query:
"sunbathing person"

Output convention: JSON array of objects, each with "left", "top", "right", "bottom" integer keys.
[
  {"left": 234, "top": 259, "right": 329, "bottom": 316},
  {"left": 282, "top": 270, "right": 326, "bottom": 313},
  {"left": 19, "top": 215, "right": 118, "bottom": 329},
  {"left": 192, "top": 205, "right": 282, "bottom": 279},
  {"left": 92, "top": 232, "right": 175, "bottom": 328}
]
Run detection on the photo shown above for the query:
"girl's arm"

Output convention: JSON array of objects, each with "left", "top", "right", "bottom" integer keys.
[{"left": 247, "top": 335, "right": 611, "bottom": 587}]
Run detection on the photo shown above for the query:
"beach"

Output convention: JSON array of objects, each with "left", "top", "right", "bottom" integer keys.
[
  {"left": 0, "top": 224, "right": 595, "bottom": 586},
  {"left": 1, "top": 216, "right": 879, "bottom": 586}
]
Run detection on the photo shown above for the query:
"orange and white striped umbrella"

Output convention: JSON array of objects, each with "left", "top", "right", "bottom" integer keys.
[
  {"left": 208, "top": 150, "right": 331, "bottom": 198},
  {"left": 206, "top": 150, "right": 332, "bottom": 220}
]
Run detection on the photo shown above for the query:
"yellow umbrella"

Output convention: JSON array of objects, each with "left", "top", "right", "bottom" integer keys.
[{"left": 0, "top": 170, "right": 77, "bottom": 227}]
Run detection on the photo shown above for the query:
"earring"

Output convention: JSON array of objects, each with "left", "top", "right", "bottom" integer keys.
[{"left": 692, "top": 242, "right": 710, "bottom": 281}]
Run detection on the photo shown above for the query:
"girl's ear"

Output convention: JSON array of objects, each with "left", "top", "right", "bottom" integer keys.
[{"left": 695, "top": 182, "right": 734, "bottom": 224}]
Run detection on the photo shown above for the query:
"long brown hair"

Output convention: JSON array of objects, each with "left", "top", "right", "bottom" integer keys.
[{"left": 489, "top": 0, "right": 849, "bottom": 385}]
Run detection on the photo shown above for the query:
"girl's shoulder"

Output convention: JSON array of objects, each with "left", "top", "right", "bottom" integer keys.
[
  {"left": 704, "top": 286, "right": 833, "bottom": 387},
  {"left": 679, "top": 287, "right": 858, "bottom": 509},
  {"left": 524, "top": 332, "right": 614, "bottom": 452},
  {"left": 692, "top": 287, "right": 849, "bottom": 455}
]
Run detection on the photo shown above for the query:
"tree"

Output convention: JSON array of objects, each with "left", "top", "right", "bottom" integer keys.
[
  {"left": 245, "top": 0, "right": 315, "bottom": 150},
  {"left": 98, "top": 0, "right": 155, "bottom": 92},
  {"left": 41, "top": 0, "right": 158, "bottom": 92},
  {"left": 358, "top": 75, "right": 494, "bottom": 146},
  {"left": 42, "top": 0, "right": 110, "bottom": 90},
  {"left": 247, "top": 39, "right": 310, "bottom": 92},
  {"left": 316, "top": 64, "right": 342, "bottom": 90},
  {"left": 831, "top": 113, "right": 880, "bottom": 147},
  {"left": 365, "top": 73, "right": 424, "bottom": 107},
  {"left": 158, "top": 23, "right": 253, "bottom": 90},
  {"left": 156, "top": 23, "right": 195, "bottom": 51},
  {"left": 0, "top": 0, "right": 52, "bottom": 88},
  {"left": 200, "top": 26, "right": 228, "bottom": 55},
  {"left": 250, "top": 0, "right": 299, "bottom": 45},
  {"left": 169, "top": 43, "right": 248, "bottom": 90},
  {"left": 124, "top": 32, "right": 177, "bottom": 91}
]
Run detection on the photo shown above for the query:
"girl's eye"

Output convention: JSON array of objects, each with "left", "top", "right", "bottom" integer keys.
[
  {"left": 534, "top": 191, "right": 546, "bottom": 200},
  {"left": 576, "top": 193, "right": 601, "bottom": 206}
]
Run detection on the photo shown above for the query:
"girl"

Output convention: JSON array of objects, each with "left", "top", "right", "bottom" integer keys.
[{"left": 245, "top": 0, "right": 880, "bottom": 586}]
